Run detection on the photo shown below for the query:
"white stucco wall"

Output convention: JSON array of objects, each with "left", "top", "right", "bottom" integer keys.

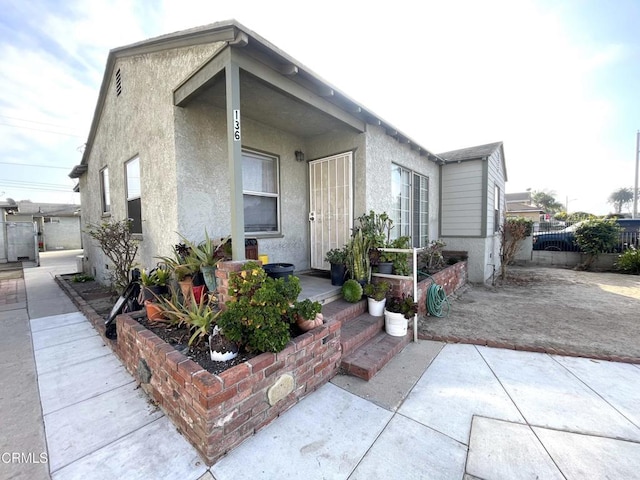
[
  {"left": 80, "top": 42, "right": 224, "bottom": 281},
  {"left": 364, "top": 125, "right": 440, "bottom": 242}
]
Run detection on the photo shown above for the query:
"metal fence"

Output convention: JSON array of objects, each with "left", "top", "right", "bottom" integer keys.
[{"left": 532, "top": 220, "right": 640, "bottom": 253}]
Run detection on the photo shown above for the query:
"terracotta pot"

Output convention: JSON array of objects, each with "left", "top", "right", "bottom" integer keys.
[
  {"left": 178, "top": 277, "right": 193, "bottom": 303},
  {"left": 144, "top": 300, "right": 164, "bottom": 322},
  {"left": 296, "top": 312, "right": 324, "bottom": 332}
]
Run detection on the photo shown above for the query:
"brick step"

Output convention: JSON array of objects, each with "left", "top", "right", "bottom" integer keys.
[
  {"left": 321, "top": 298, "right": 366, "bottom": 325},
  {"left": 340, "top": 312, "right": 384, "bottom": 357},
  {"left": 340, "top": 329, "right": 412, "bottom": 381}
]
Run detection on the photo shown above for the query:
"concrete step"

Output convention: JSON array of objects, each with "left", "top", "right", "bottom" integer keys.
[
  {"left": 340, "top": 312, "right": 384, "bottom": 357},
  {"left": 340, "top": 329, "right": 412, "bottom": 381}
]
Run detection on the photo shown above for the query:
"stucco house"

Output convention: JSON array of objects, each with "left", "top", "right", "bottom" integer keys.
[{"left": 70, "top": 20, "right": 506, "bottom": 285}]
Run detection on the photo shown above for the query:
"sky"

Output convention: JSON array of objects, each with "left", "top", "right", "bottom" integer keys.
[{"left": 1, "top": 0, "right": 639, "bottom": 215}]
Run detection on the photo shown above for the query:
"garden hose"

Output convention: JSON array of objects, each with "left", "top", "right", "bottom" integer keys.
[{"left": 420, "top": 272, "right": 450, "bottom": 318}]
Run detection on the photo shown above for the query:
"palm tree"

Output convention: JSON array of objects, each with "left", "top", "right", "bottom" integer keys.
[
  {"left": 531, "top": 190, "right": 563, "bottom": 214},
  {"left": 607, "top": 188, "right": 634, "bottom": 214}
]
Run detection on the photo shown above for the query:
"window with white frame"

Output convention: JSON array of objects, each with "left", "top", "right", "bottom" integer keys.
[
  {"left": 391, "top": 164, "right": 429, "bottom": 247},
  {"left": 100, "top": 167, "right": 111, "bottom": 214},
  {"left": 242, "top": 150, "right": 279, "bottom": 234},
  {"left": 125, "top": 156, "right": 141, "bottom": 234}
]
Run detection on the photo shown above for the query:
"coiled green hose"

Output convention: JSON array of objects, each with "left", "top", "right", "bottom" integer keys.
[{"left": 421, "top": 272, "right": 450, "bottom": 318}]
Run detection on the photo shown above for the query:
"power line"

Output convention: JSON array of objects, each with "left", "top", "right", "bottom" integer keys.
[
  {"left": 0, "top": 114, "right": 78, "bottom": 129},
  {"left": 0, "top": 161, "right": 73, "bottom": 170},
  {"left": 0, "top": 122, "right": 85, "bottom": 138}
]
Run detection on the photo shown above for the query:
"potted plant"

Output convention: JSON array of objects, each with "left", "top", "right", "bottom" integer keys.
[
  {"left": 291, "top": 298, "right": 323, "bottom": 332},
  {"left": 384, "top": 293, "right": 418, "bottom": 336},
  {"left": 157, "top": 242, "right": 199, "bottom": 302},
  {"left": 156, "top": 288, "right": 221, "bottom": 346},
  {"left": 188, "top": 232, "right": 230, "bottom": 292},
  {"left": 139, "top": 267, "right": 171, "bottom": 302},
  {"left": 341, "top": 279, "right": 363, "bottom": 303},
  {"left": 346, "top": 229, "right": 371, "bottom": 284},
  {"left": 324, "top": 247, "right": 348, "bottom": 286},
  {"left": 363, "top": 280, "right": 390, "bottom": 317}
]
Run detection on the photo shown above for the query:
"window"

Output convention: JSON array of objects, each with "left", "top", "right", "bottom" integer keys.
[
  {"left": 494, "top": 184, "right": 501, "bottom": 233},
  {"left": 125, "top": 157, "right": 141, "bottom": 234},
  {"left": 242, "top": 150, "right": 279, "bottom": 234},
  {"left": 100, "top": 167, "right": 111, "bottom": 214},
  {"left": 391, "top": 164, "right": 429, "bottom": 247}
]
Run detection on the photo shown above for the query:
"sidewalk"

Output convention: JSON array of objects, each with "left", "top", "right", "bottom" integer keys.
[{"left": 2, "top": 251, "right": 640, "bottom": 479}]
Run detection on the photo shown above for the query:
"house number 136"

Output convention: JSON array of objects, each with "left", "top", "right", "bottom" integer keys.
[{"left": 233, "top": 110, "right": 241, "bottom": 141}]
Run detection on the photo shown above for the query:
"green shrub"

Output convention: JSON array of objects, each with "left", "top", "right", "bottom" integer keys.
[
  {"left": 615, "top": 246, "right": 640, "bottom": 274},
  {"left": 342, "top": 279, "right": 363, "bottom": 303},
  {"left": 575, "top": 219, "right": 621, "bottom": 270},
  {"left": 217, "top": 262, "right": 298, "bottom": 353}
]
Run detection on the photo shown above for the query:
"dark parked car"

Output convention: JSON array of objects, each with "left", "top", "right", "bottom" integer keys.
[{"left": 532, "top": 219, "right": 640, "bottom": 252}]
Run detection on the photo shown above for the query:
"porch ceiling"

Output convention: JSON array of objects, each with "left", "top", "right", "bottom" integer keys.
[{"left": 181, "top": 70, "right": 355, "bottom": 138}]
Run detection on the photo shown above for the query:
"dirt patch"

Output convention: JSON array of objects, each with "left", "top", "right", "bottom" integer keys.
[{"left": 418, "top": 266, "right": 640, "bottom": 360}]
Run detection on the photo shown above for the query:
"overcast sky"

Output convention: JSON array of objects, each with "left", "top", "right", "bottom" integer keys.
[{"left": 1, "top": 0, "right": 639, "bottom": 215}]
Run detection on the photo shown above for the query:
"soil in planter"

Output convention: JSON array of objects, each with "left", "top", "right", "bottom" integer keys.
[
  {"left": 137, "top": 316, "right": 256, "bottom": 376},
  {"left": 59, "top": 275, "right": 312, "bottom": 376}
]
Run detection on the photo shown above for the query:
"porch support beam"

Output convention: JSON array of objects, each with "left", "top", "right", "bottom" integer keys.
[
  {"left": 174, "top": 48, "right": 230, "bottom": 107},
  {"left": 226, "top": 59, "right": 245, "bottom": 260}
]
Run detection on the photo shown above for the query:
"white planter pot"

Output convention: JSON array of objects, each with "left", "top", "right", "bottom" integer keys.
[
  {"left": 384, "top": 309, "right": 408, "bottom": 337},
  {"left": 367, "top": 297, "right": 386, "bottom": 317}
]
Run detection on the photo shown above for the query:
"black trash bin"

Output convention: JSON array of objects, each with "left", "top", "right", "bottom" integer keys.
[{"left": 263, "top": 263, "right": 295, "bottom": 281}]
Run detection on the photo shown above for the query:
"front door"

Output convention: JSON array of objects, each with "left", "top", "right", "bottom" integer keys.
[{"left": 309, "top": 152, "right": 353, "bottom": 270}]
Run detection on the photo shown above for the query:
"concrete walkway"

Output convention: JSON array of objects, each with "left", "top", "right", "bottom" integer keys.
[{"left": 1, "top": 251, "right": 640, "bottom": 479}]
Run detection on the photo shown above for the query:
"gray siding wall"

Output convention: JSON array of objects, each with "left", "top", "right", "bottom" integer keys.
[{"left": 440, "top": 161, "right": 483, "bottom": 236}]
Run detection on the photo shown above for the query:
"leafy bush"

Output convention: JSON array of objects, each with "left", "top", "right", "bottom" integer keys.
[
  {"left": 217, "top": 262, "right": 298, "bottom": 353},
  {"left": 342, "top": 279, "right": 363, "bottom": 303},
  {"left": 575, "top": 219, "right": 621, "bottom": 270},
  {"left": 499, "top": 217, "right": 534, "bottom": 279},
  {"left": 615, "top": 246, "right": 640, "bottom": 274}
]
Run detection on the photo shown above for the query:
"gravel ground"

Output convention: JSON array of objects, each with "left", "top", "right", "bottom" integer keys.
[{"left": 418, "top": 266, "right": 640, "bottom": 360}]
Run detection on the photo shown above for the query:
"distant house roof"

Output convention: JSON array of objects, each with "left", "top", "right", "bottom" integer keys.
[
  {"left": 15, "top": 201, "right": 80, "bottom": 217},
  {"left": 507, "top": 202, "right": 543, "bottom": 214},
  {"left": 506, "top": 192, "right": 532, "bottom": 204}
]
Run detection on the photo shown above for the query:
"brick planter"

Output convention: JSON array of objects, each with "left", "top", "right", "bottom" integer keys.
[
  {"left": 377, "top": 260, "right": 467, "bottom": 316},
  {"left": 114, "top": 314, "right": 341, "bottom": 465}
]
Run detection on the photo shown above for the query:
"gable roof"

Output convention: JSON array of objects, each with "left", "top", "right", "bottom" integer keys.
[
  {"left": 72, "top": 20, "right": 444, "bottom": 178},
  {"left": 438, "top": 142, "right": 504, "bottom": 163},
  {"left": 438, "top": 141, "right": 507, "bottom": 182}
]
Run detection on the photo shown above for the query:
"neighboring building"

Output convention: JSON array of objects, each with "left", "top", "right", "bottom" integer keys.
[
  {"left": 505, "top": 192, "right": 544, "bottom": 221},
  {"left": 438, "top": 142, "right": 507, "bottom": 282},
  {"left": 69, "top": 20, "right": 507, "bottom": 284},
  {"left": 7, "top": 201, "right": 82, "bottom": 252}
]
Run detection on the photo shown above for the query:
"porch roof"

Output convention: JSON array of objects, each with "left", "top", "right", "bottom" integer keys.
[{"left": 70, "top": 19, "right": 444, "bottom": 179}]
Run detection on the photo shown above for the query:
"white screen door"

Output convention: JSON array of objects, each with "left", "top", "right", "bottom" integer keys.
[{"left": 309, "top": 152, "right": 353, "bottom": 270}]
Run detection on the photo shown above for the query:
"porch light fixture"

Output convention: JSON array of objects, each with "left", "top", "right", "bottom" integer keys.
[{"left": 295, "top": 150, "right": 305, "bottom": 162}]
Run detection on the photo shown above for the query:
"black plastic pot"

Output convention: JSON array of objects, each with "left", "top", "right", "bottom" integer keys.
[
  {"left": 263, "top": 263, "right": 295, "bottom": 280},
  {"left": 330, "top": 263, "right": 347, "bottom": 286}
]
